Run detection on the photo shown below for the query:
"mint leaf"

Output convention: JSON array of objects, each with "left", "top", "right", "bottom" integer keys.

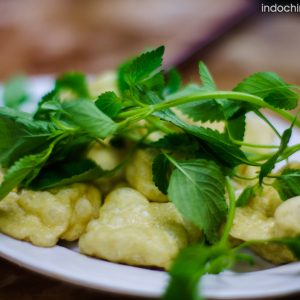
[
  {"left": 199, "top": 61, "right": 216, "bottom": 90},
  {"left": 0, "top": 148, "right": 52, "bottom": 199},
  {"left": 33, "top": 91, "right": 60, "bottom": 121},
  {"left": 0, "top": 107, "right": 53, "bottom": 167},
  {"left": 152, "top": 154, "right": 171, "bottom": 194},
  {"left": 176, "top": 85, "right": 225, "bottom": 122},
  {"left": 164, "top": 68, "right": 181, "bottom": 96},
  {"left": 236, "top": 185, "right": 255, "bottom": 207},
  {"left": 164, "top": 243, "right": 234, "bottom": 300},
  {"left": 154, "top": 108, "right": 251, "bottom": 168},
  {"left": 117, "top": 46, "right": 165, "bottom": 101},
  {"left": 61, "top": 100, "right": 118, "bottom": 139},
  {"left": 177, "top": 63, "right": 244, "bottom": 123},
  {"left": 259, "top": 125, "right": 293, "bottom": 184},
  {"left": 234, "top": 72, "right": 298, "bottom": 110},
  {"left": 184, "top": 125, "right": 250, "bottom": 168},
  {"left": 55, "top": 72, "right": 90, "bottom": 98},
  {"left": 163, "top": 244, "right": 208, "bottom": 300},
  {"left": 3, "top": 75, "right": 28, "bottom": 109},
  {"left": 149, "top": 133, "right": 199, "bottom": 154},
  {"left": 226, "top": 114, "right": 246, "bottom": 142},
  {"left": 142, "top": 70, "right": 165, "bottom": 96},
  {"left": 95, "top": 91, "right": 123, "bottom": 118},
  {"left": 167, "top": 158, "right": 227, "bottom": 242},
  {"left": 273, "top": 169, "right": 300, "bottom": 200},
  {"left": 29, "top": 159, "right": 108, "bottom": 190},
  {"left": 124, "top": 46, "right": 164, "bottom": 86}
]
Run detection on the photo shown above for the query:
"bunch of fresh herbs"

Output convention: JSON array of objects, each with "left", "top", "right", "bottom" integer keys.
[{"left": 1, "top": 46, "right": 300, "bottom": 300}]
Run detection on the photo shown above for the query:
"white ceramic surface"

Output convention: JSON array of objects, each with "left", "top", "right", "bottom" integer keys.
[{"left": 0, "top": 77, "right": 300, "bottom": 299}]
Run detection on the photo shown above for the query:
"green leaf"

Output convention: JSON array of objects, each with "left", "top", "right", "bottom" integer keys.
[
  {"left": 164, "top": 68, "right": 181, "bottom": 95},
  {"left": 149, "top": 133, "right": 199, "bottom": 155},
  {"left": 0, "top": 107, "right": 53, "bottom": 167},
  {"left": 154, "top": 108, "right": 251, "bottom": 168},
  {"left": 167, "top": 158, "right": 227, "bottom": 242},
  {"left": 182, "top": 125, "right": 250, "bottom": 168},
  {"left": 199, "top": 61, "right": 216, "bottom": 90},
  {"left": 0, "top": 148, "right": 52, "bottom": 199},
  {"left": 273, "top": 169, "right": 300, "bottom": 200},
  {"left": 142, "top": 70, "right": 165, "bottom": 96},
  {"left": 29, "top": 159, "right": 108, "bottom": 190},
  {"left": 117, "top": 60, "right": 132, "bottom": 96},
  {"left": 33, "top": 91, "right": 60, "bottom": 121},
  {"left": 259, "top": 125, "right": 293, "bottom": 184},
  {"left": 124, "top": 46, "right": 165, "bottom": 86},
  {"left": 236, "top": 185, "right": 255, "bottom": 207},
  {"left": 152, "top": 154, "right": 171, "bottom": 194},
  {"left": 176, "top": 85, "right": 225, "bottom": 122},
  {"left": 179, "top": 99, "right": 225, "bottom": 122},
  {"left": 61, "top": 100, "right": 118, "bottom": 139},
  {"left": 55, "top": 72, "right": 90, "bottom": 98},
  {"left": 226, "top": 114, "right": 246, "bottom": 142},
  {"left": 177, "top": 64, "right": 246, "bottom": 123},
  {"left": 234, "top": 72, "right": 298, "bottom": 110},
  {"left": 164, "top": 243, "right": 233, "bottom": 300},
  {"left": 163, "top": 244, "right": 208, "bottom": 300},
  {"left": 95, "top": 91, "right": 123, "bottom": 118},
  {"left": 3, "top": 75, "right": 29, "bottom": 109}
]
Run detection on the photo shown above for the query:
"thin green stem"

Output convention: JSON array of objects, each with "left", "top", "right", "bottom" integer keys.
[
  {"left": 118, "top": 91, "right": 300, "bottom": 128},
  {"left": 231, "top": 139, "right": 280, "bottom": 149},
  {"left": 254, "top": 110, "right": 281, "bottom": 138},
  {"left": 220, "top": 177, "right": 236, "bottom": 247},
  {"left": 146, "top": 116, "right": 174, "bottom": 134}
]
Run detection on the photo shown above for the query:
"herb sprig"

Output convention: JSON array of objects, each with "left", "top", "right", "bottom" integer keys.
[{"left": 0, "top": 46, "right": 300, "bottom": 299}]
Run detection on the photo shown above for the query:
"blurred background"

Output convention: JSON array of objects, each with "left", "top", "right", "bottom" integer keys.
[
  {"left": 0, "top": 0, "right": 299, "bottom": 88},
  {"left": 0, "top": 0, "right": 300, "bottom": 299}
]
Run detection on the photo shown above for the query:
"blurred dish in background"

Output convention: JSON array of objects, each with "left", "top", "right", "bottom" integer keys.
[{"left": 0, "top": 0, "right": 253, "bottom": 79}]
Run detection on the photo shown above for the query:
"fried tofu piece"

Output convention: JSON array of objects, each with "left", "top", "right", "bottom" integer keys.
[
  {"left": 125, "top": 149, "right": 168, "bottom": 202},
  {"left": 79, "top": 187, "right": 200, "bottom": 269},
  {"left": 230, "top": 186, "right": 298, "bottom": 264},
  {"left": 86, "top": 143, "right": 125, "bottom": 195},
  {"left": 0, "top": 183, "right": 101, "bottom": 247}
]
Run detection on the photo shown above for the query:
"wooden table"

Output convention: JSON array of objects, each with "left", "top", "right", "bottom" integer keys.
[{"left": 0, "top": 1, "right": 299, "bottom": 299}]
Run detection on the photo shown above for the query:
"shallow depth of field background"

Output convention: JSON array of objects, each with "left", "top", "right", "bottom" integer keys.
[{"left": 0, "top": 0, "right": 299, "bottom": 88}]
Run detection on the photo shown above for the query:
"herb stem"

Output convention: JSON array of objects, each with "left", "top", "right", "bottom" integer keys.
[
  {"left": 254, "top": 110, "right": 281, "bottom": 139},
  {"left": 220, "top": 177, "right": 236, "bottom": 247},
  {"left": 231, "top": 139, "right": 280, "bottom": 149},
  {"left": 118, "top": 91, "right": 300, "bottom": 128},
  {"left": 146, "top": 116, "right": 174, "bottom": 134}
]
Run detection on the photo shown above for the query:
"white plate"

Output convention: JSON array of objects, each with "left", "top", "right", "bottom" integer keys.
[{"left": 0, "top": 77, "right": 300, "bottom": 299}]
